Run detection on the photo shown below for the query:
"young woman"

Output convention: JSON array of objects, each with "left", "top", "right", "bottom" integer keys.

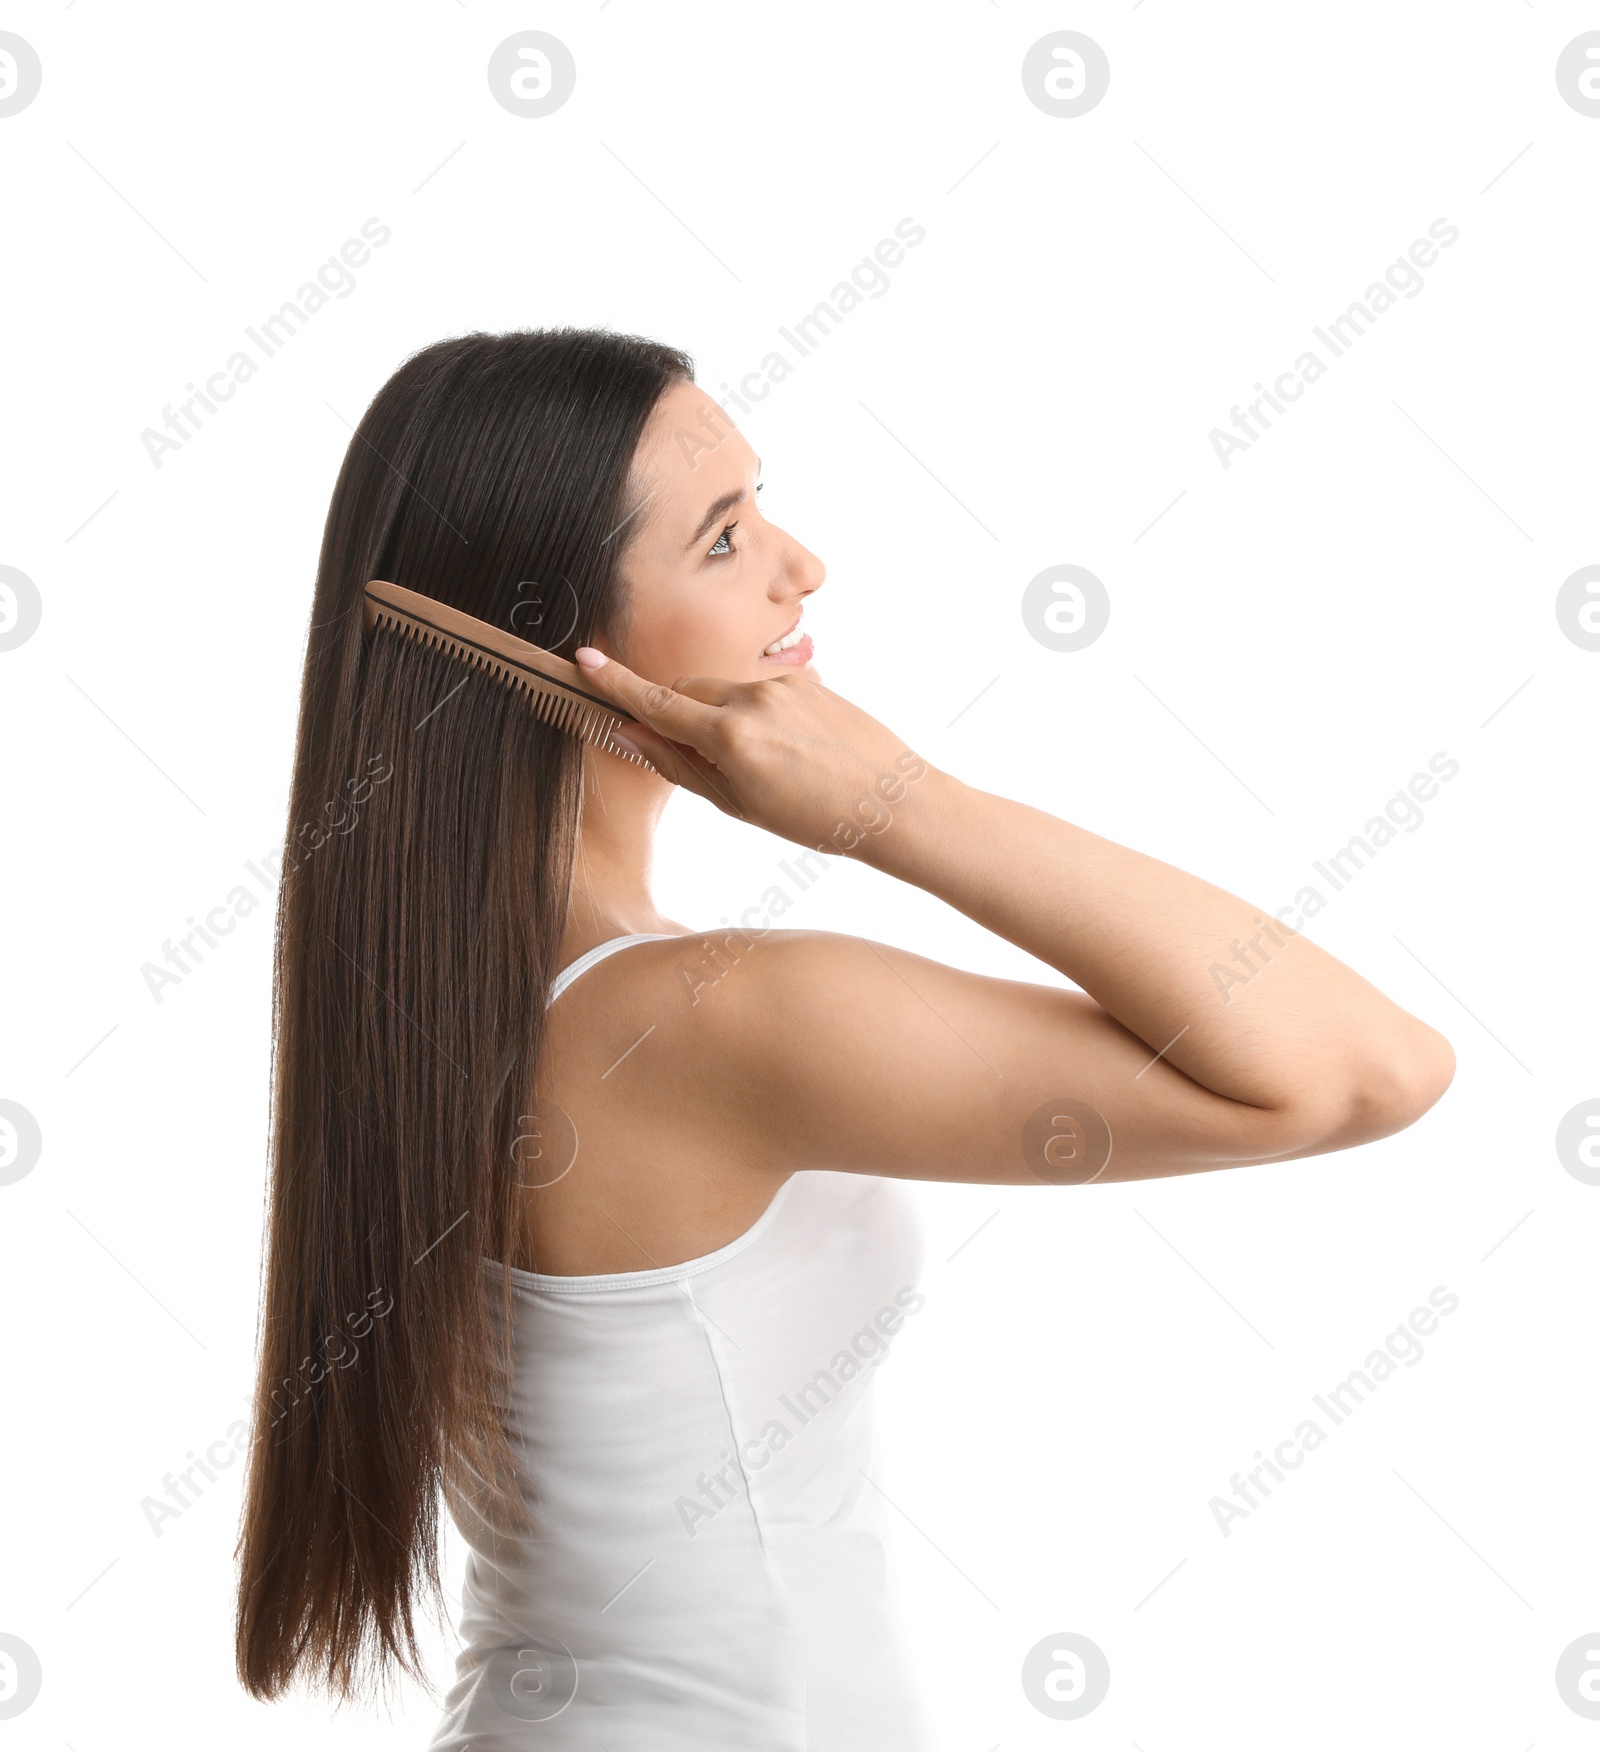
[{"left": 234, "top": 327, "right": 1455, "bottom": 1748}]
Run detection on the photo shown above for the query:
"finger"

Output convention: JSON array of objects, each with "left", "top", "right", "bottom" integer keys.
[
  {"left": 604, "top": 716, "right": 695, "bottom": 784},
  {"left": 573, "top": 648, "right": 722, "bottom": 751},
  {"left": 603, "top": 721, "right": 746, "bottom": 821},
  {"left": 667, "top": 674, "right": 742, "bottom": 708},
  {"left": 767, "top": 663, "right": 826, "bottom": 695}
]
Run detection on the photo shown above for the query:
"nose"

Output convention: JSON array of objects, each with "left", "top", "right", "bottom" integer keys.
[{"left": 780, "top": 532, "right": 825, "bottom": 602}]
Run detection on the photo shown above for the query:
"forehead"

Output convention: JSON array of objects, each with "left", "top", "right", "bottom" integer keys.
[{"left": 633, "top": 378, "right": 757, "bottom": 496}]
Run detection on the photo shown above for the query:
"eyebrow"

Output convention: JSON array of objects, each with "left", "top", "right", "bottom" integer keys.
[{"left": 684, "top": 456, "right": 762, "bottom": 552}]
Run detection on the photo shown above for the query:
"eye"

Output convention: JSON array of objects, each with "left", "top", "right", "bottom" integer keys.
[{"left": 707, "top": 482, "right": 763, "bottom": 559}]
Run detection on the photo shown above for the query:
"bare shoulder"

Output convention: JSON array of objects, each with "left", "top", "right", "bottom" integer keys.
[
  {"left": 549, "top": 925, "right": 1345, "bottom": 1189},
  {"left": 534, "top": 922, "right": 1355, "bottom": 1214},
  {"left": 546, "top": 924, "right": 1036, "bottom": 1070},
  {"left": 568, "top": 926, "right": 1109, "bottom": 1185},
  {"left": 538, "top": 927, "right": 851, "bottom": 1132},
  {"left": 536, "top": 927, "right": 943, "bottom": 1172}
]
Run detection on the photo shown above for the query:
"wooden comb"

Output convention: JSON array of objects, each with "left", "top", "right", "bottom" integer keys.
[{"left": 361, "top": 578, "right": 649, "bottom": 767}]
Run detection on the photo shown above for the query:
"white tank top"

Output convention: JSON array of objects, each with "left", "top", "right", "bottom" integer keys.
[{"left": 427, "top": 933, "right": 933, "bottom": 1749}]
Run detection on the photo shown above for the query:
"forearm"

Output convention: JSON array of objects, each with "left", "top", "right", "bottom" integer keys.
[{"left": 861, "top": 766, "right": 1452, "bottom": 1125}]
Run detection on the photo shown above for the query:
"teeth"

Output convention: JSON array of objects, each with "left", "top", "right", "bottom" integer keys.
[{"left": 763, "top": 624, "right": 804, "bottom": 655}]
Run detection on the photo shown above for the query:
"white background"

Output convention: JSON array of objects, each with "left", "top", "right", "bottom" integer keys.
[{"left": 3, "top": 3, "right": 1597, "bottom": 1747}]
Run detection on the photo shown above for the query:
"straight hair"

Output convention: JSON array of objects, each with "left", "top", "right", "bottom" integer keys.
[{"left": 234, "top": 327, "right": 694, "bottom": 1700}]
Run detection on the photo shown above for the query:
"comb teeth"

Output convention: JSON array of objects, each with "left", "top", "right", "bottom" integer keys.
[{"left": 369, "top": 604, "right": 651, "bottom": 769}]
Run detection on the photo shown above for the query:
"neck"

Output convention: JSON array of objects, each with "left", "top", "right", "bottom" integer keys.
[{"left": 563, "top": 753, "right": 680, "bottom": 945}]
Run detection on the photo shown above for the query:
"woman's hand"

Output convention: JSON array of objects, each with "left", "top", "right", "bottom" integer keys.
[{"left": 572, "top": 647, "right": 938, "bottom": 859}]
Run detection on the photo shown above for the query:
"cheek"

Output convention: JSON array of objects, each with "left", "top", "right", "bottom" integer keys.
[{"left": 635, "top": 595, "right": 760, "bottom": 678}]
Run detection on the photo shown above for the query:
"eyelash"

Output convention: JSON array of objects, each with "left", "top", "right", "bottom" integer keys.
[{"left": 708, "top": 482, "right": 763, "bottom": 557}]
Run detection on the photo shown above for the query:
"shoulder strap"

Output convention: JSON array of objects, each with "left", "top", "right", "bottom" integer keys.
[{"left": 546, "top": 932, "right": 681, "bottom": 1009}]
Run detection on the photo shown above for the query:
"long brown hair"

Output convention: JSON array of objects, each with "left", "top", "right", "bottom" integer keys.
[{"left": 235, "top": 328, "right": 693, "bottom": 1701}]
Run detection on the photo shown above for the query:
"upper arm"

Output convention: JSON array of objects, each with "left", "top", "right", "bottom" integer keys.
[{"left": 686, "top": 929, "right": 1402, "bottom": 1186}]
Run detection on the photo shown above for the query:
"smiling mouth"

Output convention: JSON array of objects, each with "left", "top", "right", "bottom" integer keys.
[{"left": 762, "top": 617, "right": 803, "bottom": 656}]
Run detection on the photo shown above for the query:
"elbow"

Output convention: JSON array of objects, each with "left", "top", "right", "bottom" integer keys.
[{"left": 1322, "top": 1027, "right": 1457, "bottom": 1149}]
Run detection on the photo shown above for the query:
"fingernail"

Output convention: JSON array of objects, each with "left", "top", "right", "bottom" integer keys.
[
  {"left": 609, "top": 733, "right": 640, "bottom": 756},
  {"left": 574, "top": 646, "right": 608, "bottom": 668}
]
